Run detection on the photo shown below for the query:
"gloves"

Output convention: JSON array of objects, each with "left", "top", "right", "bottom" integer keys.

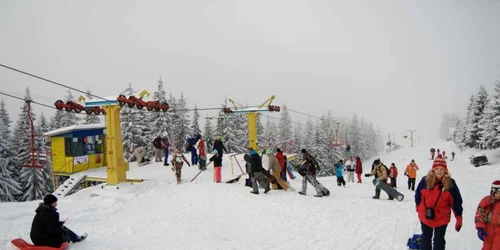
[
  {"left": 404, "top": 172, "right": 408, "bottom": 176},
  {"left": 455, "top": 216, "right": 462, "bottom": 232},
  {"left": 188, "top": 164, "right": 191, "bottom": 167},
  {"left": 477, "top": 227, "right": 487, "bottom": 241},
  {"left": 364, "top": 174, "right": 370, "bottom": 177}
]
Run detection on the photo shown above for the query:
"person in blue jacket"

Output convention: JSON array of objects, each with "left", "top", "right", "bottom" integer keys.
[{"left": 336, "top": 160, "right": 346, "bottom": 187}]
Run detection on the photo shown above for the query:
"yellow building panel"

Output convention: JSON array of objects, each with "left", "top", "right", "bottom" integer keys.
[
  {"left": 88, "top": 154, "right": 104, "bottom": 169},
  {"left": 51, "top": 137, "right": 67, "bottom": 173}
]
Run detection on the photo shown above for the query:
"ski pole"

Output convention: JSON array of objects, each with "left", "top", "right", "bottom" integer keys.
[{"left": 190, "top": 161, "right": 213, "bottom": 182}]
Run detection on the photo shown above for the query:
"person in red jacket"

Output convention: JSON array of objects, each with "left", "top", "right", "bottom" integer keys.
[
  {"left": 475, "top": 180, "right": 500, "bottom": 250},
  {"left": 415, "top": 155, "right": 463, "bottom": 250},
  {"left": 355, "top": 156, "right": 363, "bottom": 183},
  {"left": 275, "top": 148, "right": 286, "bottom": 182},
  {"left": 389, "top": 163, "right": 398, "bottom": 188}
]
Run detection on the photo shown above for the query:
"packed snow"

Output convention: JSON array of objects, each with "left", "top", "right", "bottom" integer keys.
[{"left": 0, "top": 141, "right": 496, "bottom": 250}]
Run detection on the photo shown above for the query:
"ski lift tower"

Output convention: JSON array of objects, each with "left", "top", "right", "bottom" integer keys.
[
  {"left": 223, "top": 96, "right": 280, "bottom": 151},
  {"left": 20, "top": 100, "right": 45, "bottom": 169}
]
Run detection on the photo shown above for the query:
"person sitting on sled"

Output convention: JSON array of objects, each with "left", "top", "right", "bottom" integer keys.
[{"left": 30, "top": 194, "right": 87, "bottom": 248}]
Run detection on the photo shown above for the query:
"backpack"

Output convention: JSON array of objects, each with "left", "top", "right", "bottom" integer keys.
[
  {"left": 309, "top": 154, "right": 321, "bottom": 173},
  {"left": 383, "top": 165, "right": 390, "bottom": 178}
]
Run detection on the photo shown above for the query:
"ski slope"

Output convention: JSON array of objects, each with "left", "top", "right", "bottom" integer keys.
[{"left": 0, "top": 142, "right": 496, "bottom": 249}]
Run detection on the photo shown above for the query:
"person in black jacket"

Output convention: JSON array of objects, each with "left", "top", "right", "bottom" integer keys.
[
  {"left": 247, "top": 147, "right": 270, "bottom": 194},
  {"left": 30, "top": 194, "right": 87, "bottom": 248},
  {"left": 212, "top": 136, "right": 228, "bottom": 159}
]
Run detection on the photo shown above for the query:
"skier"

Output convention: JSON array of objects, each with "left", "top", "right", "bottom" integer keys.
[
  {"left": 415, "top": 155, "right": 463, "bottom": 250},
  {"left": 30, "top": 194, "right": 87, "bottom": 248},
  {"left": 355, "top": 156, "right": 363, "bottom": 183},
  {"left": 196, "top": 136, "right": 207, "bottom": 170},
  {"left": 152, "top": 134, "right": 162, "bottom": 162},
  {"left": 336, "top": 160, "right": 346, "bottom": 187},
  {"left": 161, "top": 132, "right": 170, "bottom": 166},
  {"left": 389, "top": 163, "right": 398, "bottom": 188},
  {"left": 442, "top": 150, "right": 447, "bottom": 159},
  {"left": 345, "top": 157, "right": 355, "bottom": 183},
  {"left": 266, "top": 149, "right": 288, "bottom": 190},
  {"left": 247, "top": 147, "right": 270, "bottom": 194},
  {"left": 451, "top": 151, "right": 456, "bottom": 161},
  {"left": 365, "top": 159, "right": 393, "bottom": 200},
  {"left": 209, "top": 149, "right": 222, "bottom": 183},
  {"left": 170, "top": 149, "right": 190, "bottom": 184},
  {"left": 475, "top": 180, "right": 500, "bottom": 250},
  {"left": 298, "top": 149, "right": 326, "bottom": 197},
  {"left": 404, "top": 159, "right": 419, "bottom": 191}
]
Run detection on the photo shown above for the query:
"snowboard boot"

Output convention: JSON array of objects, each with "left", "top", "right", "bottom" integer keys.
[
  {"left": 388, "top": 196, "right": 394, "bottom": 200},
  {"left": 298, "top": 191, "right": 306, "bottom": 195},
  {"left": 250, "top": 191, "right": 259, "bottom": 195},
  {"left": 372, "top": 189, "right": 381, "bottom": 199},
  {"left": 314, "top": 194, "right": 323, "bottom": 197},
  {"left": 264, "top": 187, "right": 271, "bottom": 194},
  {"left": 76, "top": 233, "right": 87, "bottom": 243}
]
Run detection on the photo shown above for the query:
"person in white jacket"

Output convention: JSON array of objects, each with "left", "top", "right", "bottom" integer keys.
[{"left": 345, "top": 157, "right": 355, "bottom": 183}]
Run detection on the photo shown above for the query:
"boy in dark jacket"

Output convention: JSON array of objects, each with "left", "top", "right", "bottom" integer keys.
[{"left": 30, "top": 194, "right": 87, "bottom": 248}]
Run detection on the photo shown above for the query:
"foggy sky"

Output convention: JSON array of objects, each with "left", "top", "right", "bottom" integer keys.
[{"left": 1, "top": 0, "right": 499, "bottom": 145}]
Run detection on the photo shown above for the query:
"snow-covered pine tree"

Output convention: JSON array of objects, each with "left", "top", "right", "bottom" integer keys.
[
  {"left": 293, "top": 123, "right": 304, "bottom": 154},
  {"left": 224, "top": 114, "right": 247, "bottom": 154},
  {"left": 49, "top": 110, "right": 64, "bottom": 130},
  {"left": 480, "top": 80, "right": 500, "bottom": 149},
  {"left": 302, "top": 119, "right": 315, "bottom": 153},
  {"left": 59, "top": 90, "right": 80, "bottom": 127},
  {"left": 277, "top": 104, "right": 293, "bottom": 143},
  {"left": 190, "top": 104, "right": 201, "bottom": 136},
  {"left": 12, "top": 88, "right": 51, "bottom": 201},
  {"left": 83, "top": 88, "right": 101, "bottom": 124},
  {"left": 150, "top": 77, "right": 171, "bottom": 137},
  {"left": 453, "top": 120, "right": 466, "bottom": 150},
  {"left": 348, "top": 114, "right": 363, "bottom": 157},
  {"left": 315, "top": 115, "right": 334, "bottom": 176},
  {"left": 256, "top": 115, "right": 265, "bottom": 146},
  {"left": 203, "top": 116, "right": 216, "bottom": 150},
  {"left": 121, "top": 84, "right": 145, "bottom": 159},
  {"left": 0, "top": 100, "right": 22, "bottom": 201},
  {"left": 36, "top": 113, "right": 53, "bottom": 192},
  {"left": 465, "top": 86, "right": 488, "bottom": 149}
]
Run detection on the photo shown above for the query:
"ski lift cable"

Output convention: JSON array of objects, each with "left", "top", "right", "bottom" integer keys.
[
  {"left": 0, "top": 63, "right": 112, "bottom": 102},
  {"left": 0, "top": 91, "right": 87, "bottom": 116}
]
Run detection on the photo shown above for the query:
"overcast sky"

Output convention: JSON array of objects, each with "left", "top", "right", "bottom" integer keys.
[{"left": 1, "top": 0, "right": 499, "bottom": 144}]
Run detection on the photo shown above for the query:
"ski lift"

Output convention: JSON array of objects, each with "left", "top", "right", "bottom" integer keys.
[{"left": 20, "top": 100, "right": 45, "bottom": 169}]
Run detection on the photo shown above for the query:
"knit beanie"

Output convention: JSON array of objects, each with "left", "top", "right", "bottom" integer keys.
[
  {"left": 491, "top": 180, "right": 500, "bottom": 194},
  {"left": 43, "top": 194, "right": 58, "bottom": 206},
  {"left": 432, "top": 155, "right": 448, "bottom": 172}
]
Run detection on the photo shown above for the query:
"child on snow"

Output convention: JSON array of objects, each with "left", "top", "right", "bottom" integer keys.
[
  {"left": 170, "top": 149, "right": 190, "bottom": 184},
  {"left": 389, "top": 163, "right": 398, "bottom": 188},
  {"left": 209, "top": 149, "right": 223, "bottom": 183},
  {"left": 336, "top": 160, "right": 346, "bottom": 187},
  {"left": 475, "top": 180, "right": 500, "bottom": 249}
]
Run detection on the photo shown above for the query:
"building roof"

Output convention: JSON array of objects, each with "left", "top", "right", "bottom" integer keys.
[{"left": 44, "top": 124, "right": 105, "bottom": 137}]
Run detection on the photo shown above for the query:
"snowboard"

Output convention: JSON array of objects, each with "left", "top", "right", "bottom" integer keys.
[
  {"left": 286, "top": 164, "right": 296, "bottom": 179},
  {"left": 243, "top": 154, "right": 277, "bottom": 184},
  {"left": 139, "top": 161, "right": 151, "bottom": 167},
  {"left": 226, "top": 174, "right": 244, "bottom": 184},
  {"left": 372, "top": 178, "right": 404, "bottom": 201}
]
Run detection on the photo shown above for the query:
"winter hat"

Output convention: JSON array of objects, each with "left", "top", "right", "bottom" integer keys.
[
  {"left": 301, "top": 149, "right": 307, "bottom": 154},
  {"left": 491, "top": 180, "right": 500, "bottom": 194},
  {"left": 373, "top": 159, "right": 381, "bottom": 165},
  {"left": 43, "top": 194, "right": 58, "bottom": 206},
  {"left": 432, "top": 155, "right": 448, "bottom": 172},
  {"left": 276, "top": 148, "right": 282, "bottom": 153}
]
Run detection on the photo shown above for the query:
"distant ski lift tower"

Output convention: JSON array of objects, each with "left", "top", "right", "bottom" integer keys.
[
  {"left": 20, "top": 100, "right": 44, "bottom": 168},
  {"left": 332, "top": 122, "right": 342, "bottom": 147},
  {"left": 223, "top": 95, "right": 280, "bottom": 151}
]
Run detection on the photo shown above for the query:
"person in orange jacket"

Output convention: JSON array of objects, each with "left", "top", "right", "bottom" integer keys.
[
  {"left": 475, "top": 180, "right": 500, "bottom": 250},
  {"left": 405, "top": 159, "right": 419, "bottom": 191},
  {"left": 415, "top": 156, "right": 463, "bottom": 250}
]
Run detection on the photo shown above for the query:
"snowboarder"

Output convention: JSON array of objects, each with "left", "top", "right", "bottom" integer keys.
[
  {"left": 389, "top": 163, "right": 398, "bottom": 188},
  {"left": 355, "top": 156, "right": 363, "bottom": 183},
  {"left": 266, "top": 149, "right": 288, "bottom": 190},
  {"left": 133, "top": 144, "right": 150, "bottom": 166},
  {"left": 404, "top": 159, "right": 419, "bottom": 191},
  {"left": 30, "top": 194, "right": 87, "bottom": 248},
  {"left": 336, "top": 160, "right": 346, "bottom": 187},
  {"left": 298, "top": 149, "right": 327, "bottom": 197},
  {"left": 209, "top": 149, "right": 223, "bottom": 183},
  {"left": 365, "top": 159, "right": 393, "bottom": 200},
  {"left": 170, "top": 149, "right": 190, "bottom": 184},
  {"left": 415, "top": 155, "right": 463, "bottom": 250},
  {"left": 246, "top": 147, "right": 270, "bottom": 194},
  {"left": 475, "top": 180, "right": 500, "bottom": 250},
  {"left": 161, "top": 132, "right": 170, "bottom": 166}
]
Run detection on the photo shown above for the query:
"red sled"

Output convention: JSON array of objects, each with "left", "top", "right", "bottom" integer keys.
[{"left": 10, "top": 238, "right": 69, "bottom": 250}]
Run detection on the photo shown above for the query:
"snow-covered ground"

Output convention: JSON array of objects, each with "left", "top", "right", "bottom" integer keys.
[{"left": 1, "top": 142, "right": 497, "bottom": 250}]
